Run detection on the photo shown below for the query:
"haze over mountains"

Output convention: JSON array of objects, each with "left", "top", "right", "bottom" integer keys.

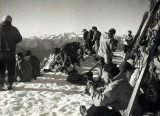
[{"left": 18, "top": 32, "right": 83, "bottom": 49}]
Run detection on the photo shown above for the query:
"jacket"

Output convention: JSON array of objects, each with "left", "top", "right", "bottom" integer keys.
[
  {"left": 86, "top": 30, "right": 94, "bottom": 41},
  {"left": 15, "top": 58, "right": 33, "bottom": 82},
  {"left": 92, "top": 30, "right": 101, "bottom": 42},
  {"left": 0, "top": 21, "right": 22, "bottom": 52},
  {"left": 83, "top": 31, "right": 89, "bottom": 41},
  {"left": 98, "top": 33, "right": 112, "bottom": 64},
  {"left": 91, "top": 73, "right": 142, "bottom": 115},
  {"left": 26, "top": 55, "right": 40, "bottom": 77}
]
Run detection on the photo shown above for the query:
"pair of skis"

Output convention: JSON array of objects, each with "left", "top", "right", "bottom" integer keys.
[{"left": 124, "top": 0, "right": 160, "bottom": 116}]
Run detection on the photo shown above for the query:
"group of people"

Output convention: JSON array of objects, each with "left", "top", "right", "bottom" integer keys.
[
  {"left": 41, "top": 41, "right": 85, "bottom": 76},
  {"left": 82, "top": 27, "right": 118, "bottom": 62},
  {"left": 79, "top": 30, "right": 160, "bottom": 116},
  {"left": 79, "top": 4, "right": 160, "bottom": 115},
  {"left": 0, "top": 2, "right": 160, "bottom": 115},
  {"left": 0, "top": 15, "right": 40, "bottom": 90},
  {"left": 15, "top": 50, "right": 40, "bottom": 82}
]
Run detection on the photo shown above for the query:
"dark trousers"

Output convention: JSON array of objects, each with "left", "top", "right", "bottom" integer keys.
[
  {"left": 86, "top": 40, "right": 93, "bottom": 52},
  {"left": 0, "top": 51, "right": 15, "bottom": 85},
  {"left": 124, "top": 45, "right": 132, "bottom": 54},
  {"left": 87, "top": 105, "right": 121, "bottom": 116}
]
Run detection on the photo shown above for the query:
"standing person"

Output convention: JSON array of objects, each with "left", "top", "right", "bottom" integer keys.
[
  {"left": 123, "top": 30, "right": 134, "bottom": 57},
  {"left": 25, "top": 50, "right": 40, "bottom": 80},
  {"left": 82, "top": 29, "right": 89, "bottom": 50},
  {"left": 92, "top": 26, "right": 101, "bottom": 54},
  {"left": 15, "top": 52, "right": 33, "bottom": 82},
  {"left": 86, "top": 29, "right": 94, "bottom": 53},
  {"left": 98, "top": 28, "right": 117, "bottom": 64},
  {"left": 0, "top": 15, "right": 22, "bottom": 90}
]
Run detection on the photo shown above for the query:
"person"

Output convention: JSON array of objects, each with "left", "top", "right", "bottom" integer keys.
[
  {"left": 81, "top": 63, "right": 142, "bottom": 116},
  {"left": 98, "top": 28, "right": 117, "bottom": 64},
  {"left": 25, "top": 50, "right": 40, "bottom": 80},
  {"left": 86, "top": 29, "right": 94, "bottom": 53},
  {"left": 15, "top": 52, "right": 33, "bottom": 82},
  {"left": 82, "top": 29, "right": 89, "bottom": 50},
  {"left": 77, "top": 47, "right": 84, "bottom": 61},
  {"left": 89, "top": 57, "right": 119, "bottom": 84},
  {"left": 0, "top": 15, "right": 22, "bottom": 90},
  {"left": 92, "top": 26, "right": 101, "bottom": 54},
  {"left": 118, "top": 55, "right": 136, "bottom": 82},
  {"left": 123, "top": 30, "right": 134, "bottom": 58},
  {"left": 52, "top": 48, "right": 65, "bottom": 72},
  {"left": 61, "top": 42, "right": 82, "bottom": 67}
]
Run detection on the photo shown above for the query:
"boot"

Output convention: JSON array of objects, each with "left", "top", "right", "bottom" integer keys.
[{"left": 7, "top": 83, "right": 13, "bottom": 90}]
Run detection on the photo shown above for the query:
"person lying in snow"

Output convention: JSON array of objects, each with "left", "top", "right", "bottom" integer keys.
[
  {"left": 15, "top": 52, "right": 33, "bottom": 82},
  {"left": 80, "top": 63, "right": 142, "bottom": 116},
  {"left": 25, "top": 50, "right": 40, "bottom": 80}
]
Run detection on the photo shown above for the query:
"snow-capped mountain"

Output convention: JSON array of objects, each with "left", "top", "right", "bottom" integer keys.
[{"left": 19, "top": 33, "right": 83, "bottom": 49}]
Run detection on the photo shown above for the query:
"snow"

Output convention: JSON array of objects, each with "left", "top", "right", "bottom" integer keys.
[
  {"left": 0, "top": 52, "right": 138, "bottom": 116},
  {"left": 0, "top": 73, "right": 93, "bottom": 116},
  {"left": 0, "top": 57, "right": 100, "bottom": 116}
]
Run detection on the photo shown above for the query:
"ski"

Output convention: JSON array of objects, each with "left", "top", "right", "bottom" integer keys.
[{"left": 124, "top": 1, "right": 160, "bottom": 116}]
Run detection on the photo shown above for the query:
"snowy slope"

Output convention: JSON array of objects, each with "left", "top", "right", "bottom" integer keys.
[{"left": 0, "top": 56, "right": 106, "bottom": 116}]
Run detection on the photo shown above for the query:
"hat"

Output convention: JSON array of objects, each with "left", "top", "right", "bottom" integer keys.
[
  {"left": 82, "top": 29, "right": 86, "bottom": 32},
  {"left": 25, "top": 50, "right": 31, "bottom": 56},
  {"left": 128, "top": 30, "right": 132, "bottom": 33},
  {"left": 92, "top": 26, "right": 97, "bottom": 30},
  {"left": 109, "top": 28, "right": 116, "bottom": 34},
  {"left": 2, "top": 15, "right": 12, "bottom": 22},
  {"left": 16, "top": 52, "right": 24, "bottom": 59}
]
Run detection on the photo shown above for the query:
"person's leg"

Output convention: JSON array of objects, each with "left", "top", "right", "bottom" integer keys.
[
  {"left": 0, "top": 53, "right": 6, "bottom": 87},
  {"left": 6, "top": 52, "right": 15, "bottom": 89},
  {"left": 87, "top": 40, "right": 91, "bottom": 52},
  {"left": 95, "top": 40, "right": 99, "bottom": 55},
  {"left": 123, "top": 45, "right": 127, "bottom": 58},
  {"left": 87, "top": 105, "right": 121, "bottom": 116}
]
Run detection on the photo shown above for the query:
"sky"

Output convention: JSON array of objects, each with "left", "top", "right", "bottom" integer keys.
[{"left": 0, "top": 0, "right": 148, "bottom": 37}]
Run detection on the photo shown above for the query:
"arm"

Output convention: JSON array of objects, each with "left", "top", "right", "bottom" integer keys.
[
  {"left": 92, "top": 32, "right": 96, "bottom": 42},
  {"left": 88, "top": 62, "right": 99, "bottom": 72},
  {"left": 15, "top": 28, "right": 22, "bottom": 44},
  {"left": 89, "top": 84, "right": 116, "bottom": 106},
  {"left": 97, "top": 66, "right": 103, "bottom": 79}
]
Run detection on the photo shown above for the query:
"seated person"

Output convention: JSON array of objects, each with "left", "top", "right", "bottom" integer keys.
[
  {"left": 81, "top": 64, "right": 142, "bottom": 116},
  {"left": 51, "top": 48, "right": 67, "bottom": 72},
  {"left": 25, "top": 50, "right": 40, "bottom": 80},
  {"left": 89, "top": 57, "right": 119, "bottom": 85},
  {"left": 15, "top": 52, "right": 33, "bottom": 82},
  {"left": 118, "top": 55, "right": 136, "bottom": 82},
  {"left": 77, "top": 47, "right": 84, "bottom": 61}
]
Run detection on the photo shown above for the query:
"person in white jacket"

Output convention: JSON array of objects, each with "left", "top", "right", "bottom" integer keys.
[
  {"left": 80, "top": 63, "right": 142, "bottom": 116},
  {"left": 98, "top": 28, "right": 117, "bottom": 64}
]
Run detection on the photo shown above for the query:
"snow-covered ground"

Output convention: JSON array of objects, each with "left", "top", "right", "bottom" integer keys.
[
  {"left": 1, "top": 51, "right": 159, "bottom": 116},
  {"left": 0, "top": 76, "right": 91, "bottom": 116},
  {"left": 1, "top": 56, "right": 122, "bottom": 116}
]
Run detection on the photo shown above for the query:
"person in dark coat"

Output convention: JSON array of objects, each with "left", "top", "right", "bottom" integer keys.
[
  {"left": 82, "top": 29, "right": 89, "bottom": 50},
  {"left": 15, "top": 52, "right": 33, "bottom": 82},
  {"left": 0, "top": 15, "right": 22, "bottom": 90},
  {"left": 86, "top": 30, "right": 94, "bottom": 53},
  {"left": 123, "top": 30, "right": 134, "bottom": 58},
  {"left": 92, "top": 26, "right": 101, "bottom": 54},
  {"left": 25, "top": 50, "right": 40, "bottom": 80}
]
